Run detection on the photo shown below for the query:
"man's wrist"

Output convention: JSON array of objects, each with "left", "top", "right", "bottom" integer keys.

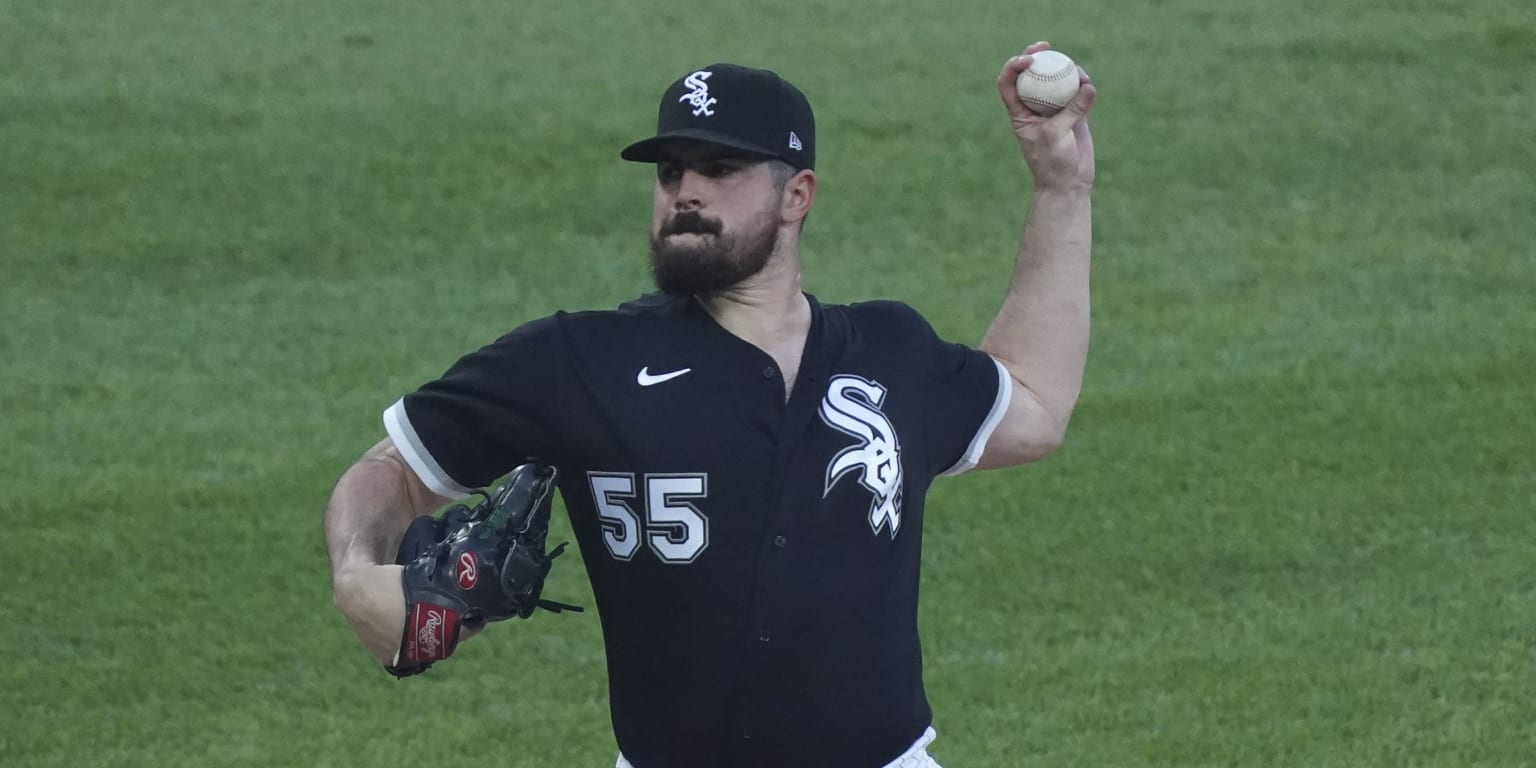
[{"left": 1029, "top": 182, "right": 1093, "bottom": 201}]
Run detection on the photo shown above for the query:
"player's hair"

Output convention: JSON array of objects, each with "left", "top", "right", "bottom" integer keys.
[
  {"left": 766, "top": 160, "right": 797, "bottom": 193},
  {"left": 764, "top": 159, "right": 811, "bottom": 231}
]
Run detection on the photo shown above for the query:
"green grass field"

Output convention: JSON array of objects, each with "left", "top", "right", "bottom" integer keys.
[{"left": 4, "top": 1, "right": 1535, "bottom": 765}]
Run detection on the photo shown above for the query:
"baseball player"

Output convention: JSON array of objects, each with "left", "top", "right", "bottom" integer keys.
[{"left": 325, "top": 42, "right": 1096, "bottom": 768}]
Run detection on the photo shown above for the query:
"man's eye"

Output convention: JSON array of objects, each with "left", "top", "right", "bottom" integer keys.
[
  {"left": 658, "top": 164, "right": 682, "bottom": 183},
  {"left": 702, "top": 161, "right": 743, "bottom": 178}
]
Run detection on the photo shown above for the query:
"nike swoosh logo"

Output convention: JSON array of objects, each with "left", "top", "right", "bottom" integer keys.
[{"left": 637, "top": 367, "right": 692, "bottom": 387}]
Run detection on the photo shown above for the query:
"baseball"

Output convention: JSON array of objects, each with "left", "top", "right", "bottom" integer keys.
[{"left": 1014, "top": 50, "right": 1080, "bottom": 116}]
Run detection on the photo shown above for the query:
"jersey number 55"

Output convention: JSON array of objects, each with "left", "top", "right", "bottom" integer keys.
[{"left": 587, "top": 472, "right": 709, "bottom": 564}]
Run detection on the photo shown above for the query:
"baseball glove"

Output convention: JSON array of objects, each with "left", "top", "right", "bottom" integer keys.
[{"left": 385, "top": 462, "right": 581, "bottom": 678}]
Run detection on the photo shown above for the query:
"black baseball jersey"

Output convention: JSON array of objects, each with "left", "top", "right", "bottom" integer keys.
[{"left": 384, "top": 292, "right": 1011, "bottom": 768}]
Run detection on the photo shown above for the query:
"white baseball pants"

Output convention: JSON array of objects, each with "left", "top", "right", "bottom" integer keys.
[{"left": 615, "top": 726, "right": 942, "bottom": 768}]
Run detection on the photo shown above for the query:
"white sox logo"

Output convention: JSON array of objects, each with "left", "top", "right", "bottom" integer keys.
[
  {"left": 456, "top": 552, "right": 477, "bottom": 590},
  {"left": 679, "top": 70, "right": 716, "bottom": 116},
  {"left": 819, "top": 375, "right": 904, "bottom": 538}
]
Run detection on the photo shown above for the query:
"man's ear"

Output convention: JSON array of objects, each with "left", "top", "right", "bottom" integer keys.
[{"left": 782, "top": 170, "right": 816, "bottom": 225}]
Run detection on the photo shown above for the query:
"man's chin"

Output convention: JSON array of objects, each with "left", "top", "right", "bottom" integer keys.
[
  {"left": 650, "top": 250, "right": 740, "bottom": 296},
  {"left": 648, "top": 220, "right": 777, "bottom": 296}
]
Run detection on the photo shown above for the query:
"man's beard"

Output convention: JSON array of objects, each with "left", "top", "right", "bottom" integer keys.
[{"left": 648, "top": 208, "right": 779, "bottom": 296}]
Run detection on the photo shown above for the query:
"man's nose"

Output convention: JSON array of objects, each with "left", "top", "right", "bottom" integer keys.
[{"left": 673, "top": 170, "right": 706, "bottom": 211}]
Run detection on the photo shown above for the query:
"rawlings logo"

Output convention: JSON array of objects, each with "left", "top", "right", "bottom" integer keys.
[
  {"left": 417, "top": 608, "right": 444, "bottom": 658},
  {"left": 456, "top": 552, "right": 478, "bottom": 590},
  {"left": 403, "top": 603, "right": 459, "bottom": 664},
  {"left": 819, "top": 375, "right": 904, "bottom": 538}
]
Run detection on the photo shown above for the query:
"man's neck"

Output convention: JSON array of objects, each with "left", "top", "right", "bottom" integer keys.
[
  {"left": 697, "top": 247, "right": 812, "bottom": 392},
  {"left": 697, "top": 249, "right": 807, "bottom": 345}
]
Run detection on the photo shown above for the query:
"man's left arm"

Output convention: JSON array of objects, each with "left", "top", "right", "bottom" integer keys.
[{"left": 976, "top": 42, "right": 1098, "bottom": 469}]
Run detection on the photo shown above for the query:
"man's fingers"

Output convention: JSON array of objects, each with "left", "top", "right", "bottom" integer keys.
[
  {"left": 997, "top": 43, "right": 1066, "bottom": 118},
  {"left": 1072, "top": 117, "right": 1094, "bottom": 153},
  {"left": 996, "top": 54, "right": 1035, "bottom": 115},
  {"left": 1046, "top": 82, "right": 1097, "bottom": 132}
]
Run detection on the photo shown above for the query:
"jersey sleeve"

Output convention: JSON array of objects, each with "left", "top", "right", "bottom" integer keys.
[
  {"left": 901, "top": 307, "right": 1013, "bottom": 478},
  {"left": 382, "top": 315, "right": 567, "bottom": 497}
]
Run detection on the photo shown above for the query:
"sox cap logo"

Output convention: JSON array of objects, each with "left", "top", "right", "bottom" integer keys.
[
  {"left": 819, "top": 375, "right": 904, "bottom": 538},
  {"left": 678, "top": 71, "right": 716, "bottom": 116},
  {"left": 456, "top": 552, "right": 478, "bottom": 589}
]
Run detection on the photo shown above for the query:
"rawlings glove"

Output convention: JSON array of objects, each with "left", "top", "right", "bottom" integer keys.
[{"left": 385, "top": 462, "right": 581, "bottom": 678}]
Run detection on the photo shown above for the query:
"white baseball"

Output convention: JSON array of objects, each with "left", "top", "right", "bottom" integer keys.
[{"left": 1014, "top": 50, "right": 1080, "bottom": 116}]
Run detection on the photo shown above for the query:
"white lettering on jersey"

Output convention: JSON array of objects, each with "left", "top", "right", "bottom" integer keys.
[
  {"left": 588, "top": 472, "right": 709, "bottom": 563},
  {"left": 678, "top": 70, "right": 716, "bottom": 116},
  {"left": 819, "top": 375, "right": 904, "bottom": 538}
]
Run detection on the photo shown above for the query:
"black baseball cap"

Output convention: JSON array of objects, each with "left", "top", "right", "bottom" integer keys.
[{"left": 621, "top": 63, "right": 816, "bottom": 171}]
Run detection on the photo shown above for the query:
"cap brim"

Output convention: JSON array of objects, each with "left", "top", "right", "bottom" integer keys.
[{"left": 620, "top": 128, "right": 780, "bottom": 163}]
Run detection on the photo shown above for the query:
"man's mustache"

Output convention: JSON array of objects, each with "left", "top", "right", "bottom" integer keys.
[{"left": 660, "top": 212, "right": 723, "bottom": 238}]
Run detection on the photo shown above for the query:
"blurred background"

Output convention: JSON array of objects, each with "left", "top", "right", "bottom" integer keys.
[{"left": 3, "top": 1, "right": 1533, "bottom": 765}]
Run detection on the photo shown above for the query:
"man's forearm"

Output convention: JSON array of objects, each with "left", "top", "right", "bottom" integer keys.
[
  {"left": 979, "top": 187, "right": 1092, "bottom": 433},
  {"left": 324, "top": 441, "right": 449, "bottom": 663},
  {"left": 323, "top": 440, "right": 440, "bottom": 578}
]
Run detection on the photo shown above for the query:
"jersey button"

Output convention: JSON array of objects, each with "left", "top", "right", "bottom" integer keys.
[
  {"left": 774, "top": 535, "right": 787, "bottom": 547},
  {"left": 761, "top": 366, "right": 775, "bottom": 379}
]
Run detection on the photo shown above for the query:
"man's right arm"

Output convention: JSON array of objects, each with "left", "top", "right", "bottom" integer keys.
[{"left": 324, "top": 436, "right": 453, "bottom": 664}]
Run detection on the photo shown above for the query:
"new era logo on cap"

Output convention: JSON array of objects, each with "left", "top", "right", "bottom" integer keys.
[{"left": 620, "top": 63, "right": 816, "bottom": 171}]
